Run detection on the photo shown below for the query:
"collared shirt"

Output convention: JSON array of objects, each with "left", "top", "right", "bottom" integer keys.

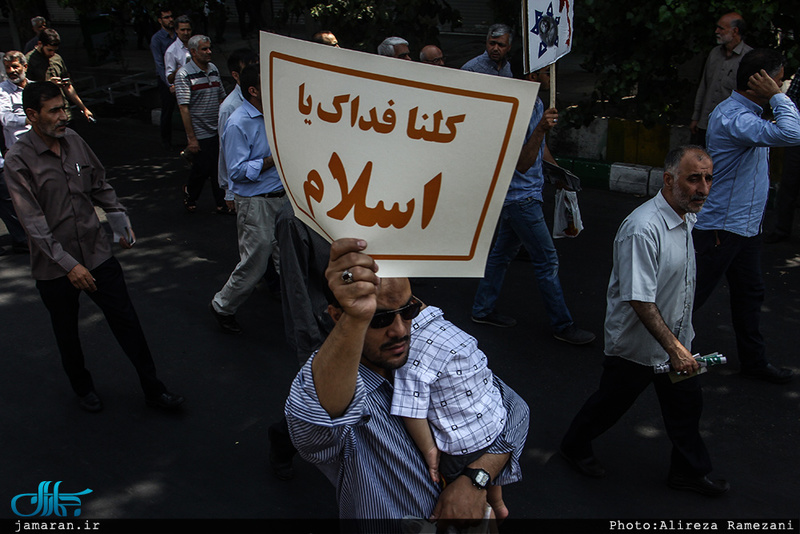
[
  {"left": 0, "top": 80, "right": 31, "bottom": 148},
  {"left": 460, "top": 50, "right": 512, "bottom": 78},
  {"left": 505, "top": 97, "right": 545, "bottom": 204},
  {"left": 221, "top": 99, "right": 282, "bottom": 196},
  {"left": 150, "top": 28, "right": 176, "bottom": 84},
  {"left": 175, "top": 59, "right": 226, "bottom": 140},
  {"left": 697, "top": 91, "right": 800, "bottom": 236},
  {"left": 604, "top": 192, "right": 695, "bottom": 366},
  {"left": 164, "top": 39, "right": 190, "bottom": 82},
  {"left": 391, "top": 306, "right": 506, "bottom": 456},
  {"left": 217, "top": 84, "right": 245, "bottom": 194},
  {"left": 692, "top": 41, "right": 752, "bottom": 129},
  {"left": 4, "top": 129, "right": 126, "bottom": 280},
  {"left": 286, "top": 350, "right": 528, "bottom": 530}
]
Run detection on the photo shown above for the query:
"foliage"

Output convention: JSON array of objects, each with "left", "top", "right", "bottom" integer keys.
[
  {"left": 278, "top": 0, "right": 461, "bottom": 52},
  {"left": 563, "top": 0, "right": 799, "bottom": 127}
]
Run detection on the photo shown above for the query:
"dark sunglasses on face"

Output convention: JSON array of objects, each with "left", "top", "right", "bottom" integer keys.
[{"left": 369, "top": 296, "right": 423, "bottom": 329}]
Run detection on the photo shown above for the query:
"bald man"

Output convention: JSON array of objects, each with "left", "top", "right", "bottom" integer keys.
[{"left": 420, "top": 45, "right": 445, "bottom": 66}]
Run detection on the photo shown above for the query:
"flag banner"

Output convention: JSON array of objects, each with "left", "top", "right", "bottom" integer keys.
[
  {"left": 260, "top": 32, "right": 538, "bottom": 277},
  {"left": 522, "top": 0, "right": 574, "bottom": 74}
]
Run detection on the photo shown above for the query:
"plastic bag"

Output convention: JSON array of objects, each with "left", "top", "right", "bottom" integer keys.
[{"left": 552, "top": 189, "right": 583, "bottom": 239}]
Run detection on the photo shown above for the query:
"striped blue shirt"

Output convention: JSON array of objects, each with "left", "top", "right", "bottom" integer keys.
[{"left": 286, "top": 346, "right": 529, "bottom": 531}]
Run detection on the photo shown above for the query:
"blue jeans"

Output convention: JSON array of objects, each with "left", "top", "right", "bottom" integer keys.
[{"left": 472, "top": 196, "right": 573, "bottom": 331}]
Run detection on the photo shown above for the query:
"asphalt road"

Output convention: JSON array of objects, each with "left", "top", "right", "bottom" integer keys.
[{"left": 1, "top": 114, "right": 798, "bottom": 532}]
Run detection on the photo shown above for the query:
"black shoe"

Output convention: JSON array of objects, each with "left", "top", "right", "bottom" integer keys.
[
  {"left": 471, "top": 311, "right": 517, "bottom": 327},
  {"left": 146, "top": 391, "right": 185, "bottom": 410},
  {"left": 667, "top": 473, "right": 729, "bottom": 497},
  {"left": 268, "top": 426, "right": 295, "bottom": 480},
  {"left": 209, "top": 302, "right": 243, "bottom": 334},
  {"left": 78, "top": 391, "right": 103, "bottom": 413},
  {"left": 763, "top": 231, "right": 789, "bottom": 244},
  {"left": 740, "top": 363, "right": 793, "bottom": 384},
  {"left": 554, "top": 324, "right": 596, "bottom": 345},
  {"left": 559, "top": 447, "right": 606, "bottom": 478}
]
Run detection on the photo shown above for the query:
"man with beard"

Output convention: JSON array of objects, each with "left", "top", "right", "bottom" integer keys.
[
  {"left": 285, "top": 239, "right": 529, "bottom": 532},
  {"left": 4, "top": 81, "right": 184, "bottom": 412},
  {"left": 0, "top": 50, "right": 31, "bottom": 254},
  {"left": 461, "top": 24, "right": 513, "bottom": 77},
  {"left": 560, "top": 146, "right": 729, "bottom": 497},
  {"left": 690, "top": 12, "right": 752, "bottom": 147}
]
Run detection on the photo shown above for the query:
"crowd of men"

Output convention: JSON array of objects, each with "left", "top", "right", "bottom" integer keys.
[{"left": 1, "top": 8, "right": 799, "bottom": 532}]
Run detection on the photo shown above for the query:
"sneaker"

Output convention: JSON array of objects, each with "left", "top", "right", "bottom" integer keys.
[
  {"left": 554, "top": 324, "right": 595, "bottom": 345},
  {"left": 471, "top": 311, "right": 517, "bottom": 327},
  {"left": 209, "top": 302, "right": 243, "bottom": 334}
]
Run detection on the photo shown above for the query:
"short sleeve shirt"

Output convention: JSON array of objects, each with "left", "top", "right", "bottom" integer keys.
[
  {"left": 174, "top": 60, "right": 226, "bottom": 139},
  {"left": 391, "top": 306, "right": 506, "bottom": 455},
  {"left": 604, "top": 192, "right": 696, "bottom": 366}
]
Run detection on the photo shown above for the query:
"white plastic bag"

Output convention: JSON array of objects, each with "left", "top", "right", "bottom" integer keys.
[{"left": 552, "top": 189, "right": 583, "bottom": 239}]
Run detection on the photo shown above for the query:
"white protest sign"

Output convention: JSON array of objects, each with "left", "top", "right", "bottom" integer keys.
[
  {"left": 522, "top": 0, "right": 574, "bottom": 74},
  {"left": 260, "top": 32, "right": 538, "bottom": 277}
]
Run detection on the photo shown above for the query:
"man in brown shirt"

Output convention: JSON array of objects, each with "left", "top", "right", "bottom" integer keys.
[{"left": 4, "top": 81, "right": 183, "bottom": 413}]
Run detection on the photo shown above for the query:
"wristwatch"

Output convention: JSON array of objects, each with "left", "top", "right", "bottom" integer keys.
[{"left": 461, "top": 467, "right": 491, "bottom": 490}]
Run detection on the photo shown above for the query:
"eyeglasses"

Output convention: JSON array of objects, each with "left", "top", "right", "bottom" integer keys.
[
  {"left": 369, "top": 296, "right": 422, "bottom": 329},
  {"left": 423, "top": 56, "right": 446, "bottom": 64}
]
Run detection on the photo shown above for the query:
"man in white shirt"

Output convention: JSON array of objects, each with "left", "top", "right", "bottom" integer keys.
[
  {"left": 164, "top": 15, "right": 192, "bottom": 86},
  {"left": 560, "top": 146, "right": 729, "bottom": 498}
]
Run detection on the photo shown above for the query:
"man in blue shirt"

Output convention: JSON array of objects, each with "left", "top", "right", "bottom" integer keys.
[
  {"left": 471, "top": 67, "right": 594, "bottom": 345},
  {"left": 209, "top": 65, "right": 287, "bottom": 334},
  {"left": 694, "top": 49, "right": 800, "bottom": 384},
  {"left": 461, "top": 24, "right": 513, "bottom": 77},
  {"left": 149, "top": 6, "right": 176, "bottom": 149}
]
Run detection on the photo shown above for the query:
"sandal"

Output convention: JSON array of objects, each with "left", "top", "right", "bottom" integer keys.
[{"left": 183, "top": 186, "right": 196, "bottom": 213}]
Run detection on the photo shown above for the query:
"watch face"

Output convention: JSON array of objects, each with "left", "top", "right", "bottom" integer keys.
[{"left": 474, "top": 470, "right": 490, "bottom": 487}]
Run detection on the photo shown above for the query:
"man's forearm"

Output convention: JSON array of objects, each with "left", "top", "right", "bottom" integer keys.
[
  {"left": 178, "top": 105, "right": 196, "bottom": 142},
  {"left": 629, "top": 301, "right": 684, "bottom": 356},
  {"left": 311, "top": 313, "right": 370, "bottom": 418}
]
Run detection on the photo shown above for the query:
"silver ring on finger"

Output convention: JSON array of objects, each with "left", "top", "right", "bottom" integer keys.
[{"left": 341, "top": 269, "right": 355, "bottom": 284}]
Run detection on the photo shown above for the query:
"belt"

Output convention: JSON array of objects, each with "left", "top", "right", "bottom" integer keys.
[{"left": 255, "top": 190, "right": 286, "bottom": 198}]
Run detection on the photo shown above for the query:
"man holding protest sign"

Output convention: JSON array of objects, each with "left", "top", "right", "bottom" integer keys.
[
  {"left": 285, "top": 238, "right": 529, "bottom": 531},
  {"left": 471, "top": 66, "right": 594, "bottom": 345}
]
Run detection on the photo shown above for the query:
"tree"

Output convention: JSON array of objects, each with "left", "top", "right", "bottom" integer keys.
[
  {"left": 562, "top": 0, "right": 799, "bottom": 127},
  {"left": 279, "top": 0, "right": 461, "bottom": 52}
]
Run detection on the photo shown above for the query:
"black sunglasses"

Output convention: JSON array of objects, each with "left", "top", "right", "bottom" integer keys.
[{"left": 369, "top": 296, "right": 422, "bottom": 329}]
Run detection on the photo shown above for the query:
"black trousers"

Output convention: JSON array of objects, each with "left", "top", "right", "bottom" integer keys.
[
  {"left": 0, "top": 168, "right": 27, "bottom": 245},
  {"left": 693, "top": 229, "right": 766, "bottom": 371},
  {"left": 36, "top": 257, "right": 165, "bottom": 397},
  {"left": 561, "top": 356, "right": 712, "bottom": 477},
  {"left": 157, "top": 78, "right": 177, "bottom": 146},
  {"left": 773, "top": 145, "right": 800, "bottom": 237},
  {"left": 186, "top": 135, "right": 225, "bottom": 208}
]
